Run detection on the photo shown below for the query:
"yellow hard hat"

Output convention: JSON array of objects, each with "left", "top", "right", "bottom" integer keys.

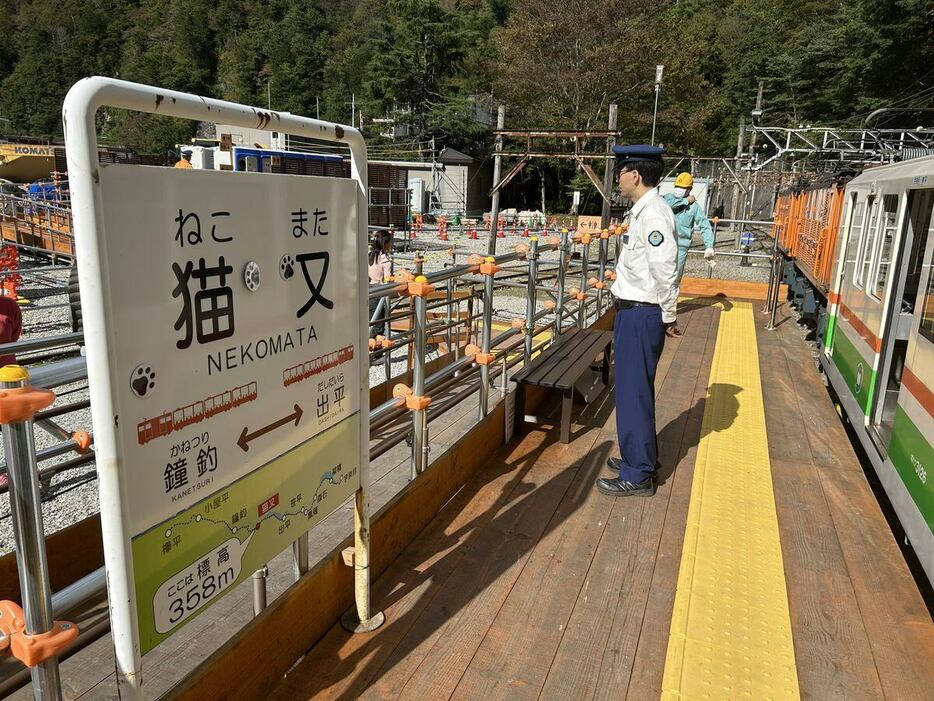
[{"left": 674, "top": 172, "right": 694, "bottom": 188}]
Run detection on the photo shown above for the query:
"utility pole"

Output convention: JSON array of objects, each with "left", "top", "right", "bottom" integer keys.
[
  {"left": 487, "top": 104, "right": 506, "bottom": 256},
  {"left": 316, "top": 96, "right": 320, "bottom": 120},
  {"left": 729, "top": 116, "right": 745, "bottom": 233},
  {"left": 741, "top": 79, "right": 766, "bottom": 232},
  {"left": 600, "top": 103, "right": 618, "bottom": 229},
  {"left": 351, "top": 93, "right": 355, "bottom": 126},
  {"left": 651, "top": 65, "right": 664, "bottom": 146},
  {"left": 267, "top": 79, "right": 272, "bottom": 110}
]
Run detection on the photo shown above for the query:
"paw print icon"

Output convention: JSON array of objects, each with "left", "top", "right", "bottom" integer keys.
[
  {"left": 280, "top": 254, "right": 295, "bottom": 281},
  {"left": 130, "top": 363, "right": 156, "bottom": 399}
]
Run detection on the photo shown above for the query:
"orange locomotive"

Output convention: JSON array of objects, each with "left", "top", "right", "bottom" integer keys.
[{"left": 772, "top": 173, "right": 852, "bottom": 332}]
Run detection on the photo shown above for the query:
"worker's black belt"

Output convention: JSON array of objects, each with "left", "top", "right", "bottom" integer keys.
[{"left": 613, "top": 298, "right": 659, "bottom": 310}]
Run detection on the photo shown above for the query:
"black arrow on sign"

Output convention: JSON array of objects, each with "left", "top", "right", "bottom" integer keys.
[{"left": 237, "top": 404, "right": 303, "bottom": 452}]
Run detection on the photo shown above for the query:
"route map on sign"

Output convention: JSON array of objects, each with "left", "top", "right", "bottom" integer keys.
[{"left": 94, "top": 165, "right": 362, "bottom": 653}]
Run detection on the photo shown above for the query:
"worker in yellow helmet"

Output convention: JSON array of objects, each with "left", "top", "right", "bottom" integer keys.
[
  {"left": 663, "top": 172, "right": 715, "bottom": 281},
  {"left": 662, "top": 172, "right": 714, "bottom": 336}
]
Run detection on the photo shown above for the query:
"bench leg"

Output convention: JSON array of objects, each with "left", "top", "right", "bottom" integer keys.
[
  {"left": 560, "top": 388, "right": 573, "bottom": 444},
  {"left": 515, "top": 383, "right": 527, "bottom": 436},
  {"left": 602, "top": 341, "right": 611, "bottom": 385}
]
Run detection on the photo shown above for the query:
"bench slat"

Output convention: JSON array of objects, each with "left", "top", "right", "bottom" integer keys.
[
  {"left": 539, "top": 331, "right": 612, "bottom": 389},
  {"left": 524, "top": 329, "right": 593, "bottom": 386},
  {"left": 511, "top": 327, "right": 582, "bottom": 384},
  {"left": 549, "top": 331, "right": 612, "bottom": 389}
]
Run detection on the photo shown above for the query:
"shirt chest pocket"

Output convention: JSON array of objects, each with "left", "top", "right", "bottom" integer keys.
[{"left": 621, "top": 228, "right": 640, "bottom": 270}]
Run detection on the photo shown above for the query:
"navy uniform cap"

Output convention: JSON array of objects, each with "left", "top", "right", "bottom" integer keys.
[{"left": 612, "top": 144, "right": 665, "bottom": 165}]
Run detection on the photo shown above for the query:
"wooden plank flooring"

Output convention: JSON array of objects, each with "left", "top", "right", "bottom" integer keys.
[{"left": 272, "top": 298, "right": 934, "bottom": 701}]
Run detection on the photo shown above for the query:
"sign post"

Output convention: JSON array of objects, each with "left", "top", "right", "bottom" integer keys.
[{"left": 63, "top": 77, "right": 379, "bottom": 698}]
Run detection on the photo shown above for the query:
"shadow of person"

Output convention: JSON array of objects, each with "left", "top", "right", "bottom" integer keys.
[
  {"left": 655, "top": 382, "right": 742, "bottom": 485},
  {"left": 677, "top": 292, "right": 734, "bottom": 316}
]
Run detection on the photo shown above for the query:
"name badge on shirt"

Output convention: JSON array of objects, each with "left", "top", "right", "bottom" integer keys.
[{"left": 622, "top": 234, "right": 629, "bottom": 245}]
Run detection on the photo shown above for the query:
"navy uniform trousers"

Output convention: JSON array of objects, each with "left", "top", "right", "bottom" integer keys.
[{"left": 613, "top": 304, "right": 666, "bottom": 483}]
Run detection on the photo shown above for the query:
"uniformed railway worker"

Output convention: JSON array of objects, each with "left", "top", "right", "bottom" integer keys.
[
  {"left": 662, "top": 172, "right": 715, "bottom": 337},
  {"left": 597, "top": 144, "right": 678, "bottom": 498}
]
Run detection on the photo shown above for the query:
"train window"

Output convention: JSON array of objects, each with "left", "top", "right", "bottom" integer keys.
[
  {"left": 856, "top": 196, "right": 879, "bottom": 288},
  {"left": 920, "top": 204, "right": 934, "bottom": 345},
  {"left": 870, "top": 195, "right": 900, "bottom": 300},
  {"left": 922, "top": 262, "right": 934, "bottom": 344},
  {"left": 848, "top": 196, "right": 867, "bottom": 286}
]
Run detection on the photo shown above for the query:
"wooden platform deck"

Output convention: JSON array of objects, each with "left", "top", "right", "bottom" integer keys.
[{"left": 270, "top": 297, "right": 934, "bottom": 701}]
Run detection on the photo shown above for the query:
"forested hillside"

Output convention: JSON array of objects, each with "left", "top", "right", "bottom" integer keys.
[{"left": 0, "top": 0, "right": 930, "bottom": 156}]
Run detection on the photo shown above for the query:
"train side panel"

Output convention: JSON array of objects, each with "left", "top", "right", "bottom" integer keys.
[{"left": 819, "top": 156, "right": 934, "bottom": 585}]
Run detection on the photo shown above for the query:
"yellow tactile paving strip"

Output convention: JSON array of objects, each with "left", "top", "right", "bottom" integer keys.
[{"left": 661, "top": 301, "right": 800, "bottom": 701}]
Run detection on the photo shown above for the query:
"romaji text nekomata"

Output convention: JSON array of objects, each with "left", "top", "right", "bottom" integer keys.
[{"left": 206, "top": 325, "right": 318, "bottom": 376}]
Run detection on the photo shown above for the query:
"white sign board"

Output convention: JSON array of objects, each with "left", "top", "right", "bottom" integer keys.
[{"left": 93, "top": 164, "right": 362, "bottom": 652}]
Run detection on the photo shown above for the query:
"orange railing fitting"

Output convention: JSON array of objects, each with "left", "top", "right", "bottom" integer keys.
[
  {"left": 391, "top": 383, "right": 431, "bottom": 411},
  {"left": 0, "top": 601, "right": 78, "bottom": 668},
  {"left": 464, "top": 344, "right": 495, "bottom": 366},
  {"left": 72, "top": 430, "right": 92, "bottom": 454},
  {"left": 406, "top": 276, "right": 434, "bottom": 297},
  {"left": 0, "top": 368, "right": 55, "bottom": 425},
  {"left": 479, "top": 257, "right": 499, "bottom": 276}
]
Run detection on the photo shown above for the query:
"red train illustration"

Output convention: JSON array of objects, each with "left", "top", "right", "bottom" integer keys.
[
  {"left": 136, "top": 381, "right": 258, "bottom": 446},
  {"left": 283, "top": 345, "right": 354, "bottom": 387}
]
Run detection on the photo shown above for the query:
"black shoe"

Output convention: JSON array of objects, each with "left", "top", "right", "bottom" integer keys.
[
  {"left": 595, "top": 476, "right": 656, "bottom": 497},
  {"left": 606, "top": 457, "right": 661, "bottom": 474}
]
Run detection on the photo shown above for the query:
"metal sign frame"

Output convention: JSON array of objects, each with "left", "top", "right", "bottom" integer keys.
[{"left": 62, "top": 77, "right": 372, "bottom": 699}]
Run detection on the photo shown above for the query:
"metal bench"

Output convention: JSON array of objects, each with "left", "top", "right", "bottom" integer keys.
[{"left": 511, "top": 327, "right": 613, "bottom": 443}]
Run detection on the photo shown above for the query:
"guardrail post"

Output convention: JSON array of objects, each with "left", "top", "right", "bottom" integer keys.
[
  {"left": 763, "top": 235, "right": 778, "bottom": 314},
  {"left": 251, "top": 566, "right": 268, "bottom": 616},
  {"left": 524, "top": 237, "right": 539, "bottom": 364},
  {"left": 578, "top": 236, "right": 590, "bottom": 328},
  {"left": 597, "top": 232, "right": 608, "bottom": 315},
  {"left": 0, "top": 365, "right": 62, "bottom": 701},
  {"left": 292, "top": 533, "right": 309, "bottom": 580},
  {"left": 479, "top": 258, "right": 495, "bottom": 418},
  {"left": 766, "top": 251, "right": 783, "bottom": 331},
  {"left": 555, "top": 229, "right": 568, "bottom": 337},
  {"left": 411, "top": 288, "right": 429, "bottom": 477}
]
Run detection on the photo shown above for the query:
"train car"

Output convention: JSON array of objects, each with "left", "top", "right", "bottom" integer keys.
[
  {"left": 818, "top": 155, "right": 934, "bottom": 585},
  {"left": 775, "top": 173, "right": 851, "bottom": 334}
]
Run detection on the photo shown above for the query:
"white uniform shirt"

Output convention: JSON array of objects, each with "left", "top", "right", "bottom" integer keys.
[{"left": 610, "top": 188, "right": 679, "bottom": 323}]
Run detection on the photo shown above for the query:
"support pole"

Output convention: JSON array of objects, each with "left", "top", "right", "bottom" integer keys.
[
  {"left": 600, "top": 104, "right": 618, "bottom": 230},
  {"left": 766, "top": 252, "right": 783, "bottom": 331},
  {"left": 1, "top": 367, "right": 62, "bottom": 701},
  {"left": 479, "top": 264, "right": 495, "bottom": 417},
  {"left": 524, "top": 238, "right": 539, "bottom": 363},
  {"left": 487, "top": 105, "right": 506, "bottom": 256},
  {"left": 292, "top": 533, "right": 309, "bottom": 580},
  {"left": 411, "top": 293, "right": 428, "bottom": 477},
  {"left": 596, "top": 235, "right": 608, "bottom": 314},
  {"left": 578, "top": 240, "right": 590, "bottom": 328},
  {"left": 555, "top": 230, "right": 568, "bottom": 337},
  {"left": 251, "top": 566, "right": 268, "bottom": 616}
]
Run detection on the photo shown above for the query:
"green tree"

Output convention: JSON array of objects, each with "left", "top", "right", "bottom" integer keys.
[
  {"left": 0, "top": 0, "right": 128, "bottom": 136},
  {"left": 105, "top": 0, "right": 219, "bottom": 154}
]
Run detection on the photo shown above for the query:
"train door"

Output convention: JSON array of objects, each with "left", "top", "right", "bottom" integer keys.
[{"left": 869, "top": 189, "right": 933, "bottom": 450}]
